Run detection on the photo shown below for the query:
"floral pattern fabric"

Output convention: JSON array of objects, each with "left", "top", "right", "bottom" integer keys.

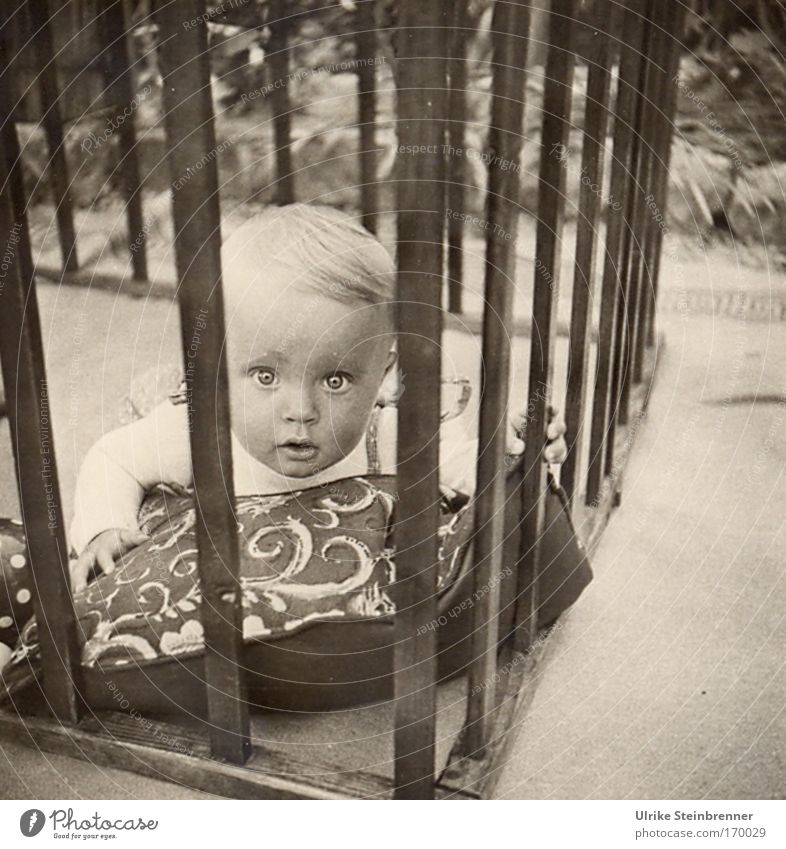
[{"left": 5, "top": 477, "right": 472, "bottom": 675}]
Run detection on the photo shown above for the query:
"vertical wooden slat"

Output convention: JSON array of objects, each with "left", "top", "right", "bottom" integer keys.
[
  {"left": 393, "top": 0, "right": 448, "bottom": 801},
  {"left": 561, "top": 0, "right": 614, "bottom": 507},
  {"left": 100, "top": 0, "right": 148, "bottom": 282},
  {"left": 155, "top": 0, "right": 250, "bottom": 765},
  {"left": 462, "top": 0, "right": 531, "bottom": 758},
  {"left": 584, "top": 0, "right": 646, "bottom": 506},
  {"left": 356, "top": 0, "right": 378, "bottom": 233},
  {"left": 631, "top": 1, "right": 678, "bottom": 384},
  {"left": 617, "top": 0, "right": 661, "bottom": 426},
  {"left": 606, "top": 2, "right": 652, "bottom": 439},
  {"left": 268, "top": 0, "right": 295, "bottom": 205},
  {"left": 514, "top": 0, "right": 577, "bottom": 652},
  {"left": 0, "top": 126, "right": 80, "bottom": 724},
  {"left": 645, "top": 4, "right": 686, "bottom": 349},
  {"left": 26, "top": 0, "right": 78, "bottom": 272},
  {"left": 0, "top": 23, "right": 33, "bottom": 421},
  {"left": 0, "top": 114, "right": 35, "bottom": 291},
  {"left": 445, "top": 0, "right": 469, "bottom": 314}
]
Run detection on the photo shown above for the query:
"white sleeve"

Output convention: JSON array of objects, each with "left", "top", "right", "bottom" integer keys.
[
  {"left": 69, "top": 401, "right": 192, "bottom": 554},
  {"left": 373, "top": 407, "right": 520, "bottom": 498},
  {"left": 440, "top": 435, "right": 479, "bottom": 497},
  {"left": 439, "top": 429, "right": 525, "bottom": 498},
  {"left": 373, "top": 406, "right": 478, "bottom": 493}
]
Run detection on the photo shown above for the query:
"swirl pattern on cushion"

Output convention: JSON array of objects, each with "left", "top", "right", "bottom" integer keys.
[{"left": 6, "top": 477, "right": 473, "bottom": 674}]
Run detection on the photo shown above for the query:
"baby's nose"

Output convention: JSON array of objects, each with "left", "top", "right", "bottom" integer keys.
[{"left": 280, "top": 390, "right": 319, "bottom": 424}]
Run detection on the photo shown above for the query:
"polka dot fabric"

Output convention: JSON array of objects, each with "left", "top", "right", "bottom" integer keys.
[{"left": 0, "top": 519, "right": 33, "bottom": 660}]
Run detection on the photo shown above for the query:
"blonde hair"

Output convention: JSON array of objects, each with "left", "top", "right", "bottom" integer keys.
[{"left": 222, "top": 204, "right": 395, "bottom": 306}]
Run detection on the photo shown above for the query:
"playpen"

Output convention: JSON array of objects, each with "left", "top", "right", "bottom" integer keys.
[{"left": 0, "top": 0, "right": 684, "bottom": 798}]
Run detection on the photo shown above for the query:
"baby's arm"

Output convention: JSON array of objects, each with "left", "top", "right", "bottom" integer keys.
[{"left": 69, "top": 400, "right": 192, "bottom": 590}]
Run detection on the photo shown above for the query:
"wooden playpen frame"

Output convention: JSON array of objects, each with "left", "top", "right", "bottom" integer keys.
[{"left": 0, "top": 0, "right": 685, "bottom": 799}]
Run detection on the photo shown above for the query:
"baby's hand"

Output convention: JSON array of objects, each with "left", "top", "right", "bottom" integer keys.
[
  {"left": 508, "top": 405, "right": 568, "bottom": 465},
  {"left": 69, "top": 527, "right": 150, "bottom": 593}
]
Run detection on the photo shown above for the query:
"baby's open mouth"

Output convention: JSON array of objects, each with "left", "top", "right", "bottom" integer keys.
[{"left": 279, "top": 439, "right": 318, "bottom": 461}]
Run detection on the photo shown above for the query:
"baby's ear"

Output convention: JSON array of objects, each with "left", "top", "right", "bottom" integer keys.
[{"left": 376, "top": 349, "right": 400, "bottom": 407}]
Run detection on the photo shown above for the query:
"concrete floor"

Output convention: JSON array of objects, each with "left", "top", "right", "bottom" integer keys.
[
  {"left": 495, "top": 280, "right": 786, "bottom": 798},
  {"left": 1, "top": 234, "right": 784, "bottom": 799}
]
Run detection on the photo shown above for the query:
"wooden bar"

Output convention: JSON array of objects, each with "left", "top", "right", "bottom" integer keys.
[
  {"left": 0, "top": 106, "right": 36, "bottom": 292},
  {"left": 441, "top": 635, "right": 548, "bottom": 797},
  {"left": 631, "top": 2, "right": 678, "bottom": 384},
  {"left": 646, "top": 5, "right": 686, "bottom": 348},
  {"left": 26, "top": 0, "right": 78, "bottom": 272},
  {"left": 0, "top": 129, "right": 81, "bottom": 725},
  {"left": 607, "top": 5, "right": 652, "bottom": 440},
  {"left": 268, "top": 0, "right": 295, "bottom": 205},
  {"left": 561, "top": 0, "right": 614, "bottom": 508},
  {"left": 155, "top": 0, "right": 250, "bottom": 766},
  {"left": 100, "top": 0, "right": 148, "bottom": 281},
  {"left": 462, "top": 0, "right": 531, "bottom": 758},
  {"left": 356, "top": 0, "right": 379, "bottom": 233},
  {"left": 393, "top": 0, "right": 448, "bottom": 800},
  {"left": 584, "top": 0, "right": 646, "bottom": 506},
  {"left": 617, "top": 0, "right": 661, "bottom": 426},
  {"left": 514, "top": 0, "right": 577, "bottom": 652},
  {"left": 0, "top": 710, "right": 396, "bottom": 800},
  {"left": 445, "top": 0, "right": 469, "bottom": 314}
]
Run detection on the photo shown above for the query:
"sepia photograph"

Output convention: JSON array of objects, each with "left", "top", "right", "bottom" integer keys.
[{"left": 0, "top": 0, "right": 783, "bottom": 837}]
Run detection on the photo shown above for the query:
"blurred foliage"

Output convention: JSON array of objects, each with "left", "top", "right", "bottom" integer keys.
[
  {"left": 669, "top": 1, "right": 786, "bottom": 250},
  {"left": 13, "top": 0, "right": 784, "bottom": 260},
  {"left": 679, "top": 0, "right": 786, "bottom": 166}
]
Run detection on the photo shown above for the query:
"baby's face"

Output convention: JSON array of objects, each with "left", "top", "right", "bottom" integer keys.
[{"left": 225, "top": 279, "right": 394, "bottom": 478}]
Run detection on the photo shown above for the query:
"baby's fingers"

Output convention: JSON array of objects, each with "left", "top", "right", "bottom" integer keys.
[
  {"left": 510, "top": 410, "right": 527, "bottom": 437},
  {"left": 69, "top": 551, "right": 95, "bottom": 593},
  {"left": 546, "top": 417, "right": 566, "bottom": 441},
  {"left": 118, "top": 528, "right": 150, "bottom": 552},
  {"left": 96, "top": 548, "right": 117, "bottom": 579},
  {"left": 544, "top": 435, "right": 568, "bottom": 465}
]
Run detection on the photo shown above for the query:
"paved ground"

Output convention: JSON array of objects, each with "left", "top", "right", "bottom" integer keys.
[
  {"left": 0, "top": 230, "right": 784, "bottom": 799},
  {"left": 496, "top": 247, "right": 786, "bottom": 799}
]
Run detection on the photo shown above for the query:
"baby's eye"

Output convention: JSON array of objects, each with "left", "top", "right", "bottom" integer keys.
[
  {"left": 323, "top": 373, "right": 352, "bottom": 392},
  {"left": 251, "top": 367, "right": 278, "bottom": 388}
]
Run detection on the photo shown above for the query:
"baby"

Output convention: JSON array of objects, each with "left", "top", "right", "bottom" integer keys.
[{"left": 69, "top": 204, "right": 566, "bottom": 591}]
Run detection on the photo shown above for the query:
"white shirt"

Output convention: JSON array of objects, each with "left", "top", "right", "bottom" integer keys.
[{"left": 69, "top": 400, "right": 481, "bottom": 554}]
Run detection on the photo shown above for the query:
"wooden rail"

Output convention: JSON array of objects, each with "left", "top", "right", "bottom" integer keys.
[
  {"left": 462, "top": 0, "right": 531, "bottom": 759},
  {"left": 155, "top": 0, "right": 251, "bottom": 765},
  {"left": 392, "top": 0, "right": 449, "bottom": 800},
  {"left": 561, "top": 0, "right": 615, "bottom": 507},
  {"left": 0, "top": 123, "right": 80, "bottom": 724},
  {"left": 268, "top": 0, "right": 295, "bottom": 206},
  {"left": 356, "top": 0, "right": 380, "bottom": 232},
  {"left": 585, "top": 0, "right": 647, "bottom": 504},
  {"left": 446, "top": 0, "right": 470, "bottom": 313},
  {"left": 516, "top": 0, "right": 578, "bottom": 652},
  {"left": 26, "top": 0, "right": 79, "bottom": 272},
  {"left": 98, "top": 0, "right": 148, "bottom": 282}
]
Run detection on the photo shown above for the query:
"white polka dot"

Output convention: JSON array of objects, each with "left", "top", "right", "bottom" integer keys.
[
  {"left": 10, "top": 554, "right": 26, "bottom": 569},
  {"left": 0, "top": 616, "right": 12, "bottom": 629},
  {"left": 16, "top": 589, "right": 31, "bottom": 604}
]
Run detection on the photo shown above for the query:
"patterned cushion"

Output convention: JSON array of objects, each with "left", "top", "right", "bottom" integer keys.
[
  {"left": 2, "top": 468, "right": 593, "bottom": 714},
  {"left": 7, "top": 477, "right": 473, "bottom": 675}
]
